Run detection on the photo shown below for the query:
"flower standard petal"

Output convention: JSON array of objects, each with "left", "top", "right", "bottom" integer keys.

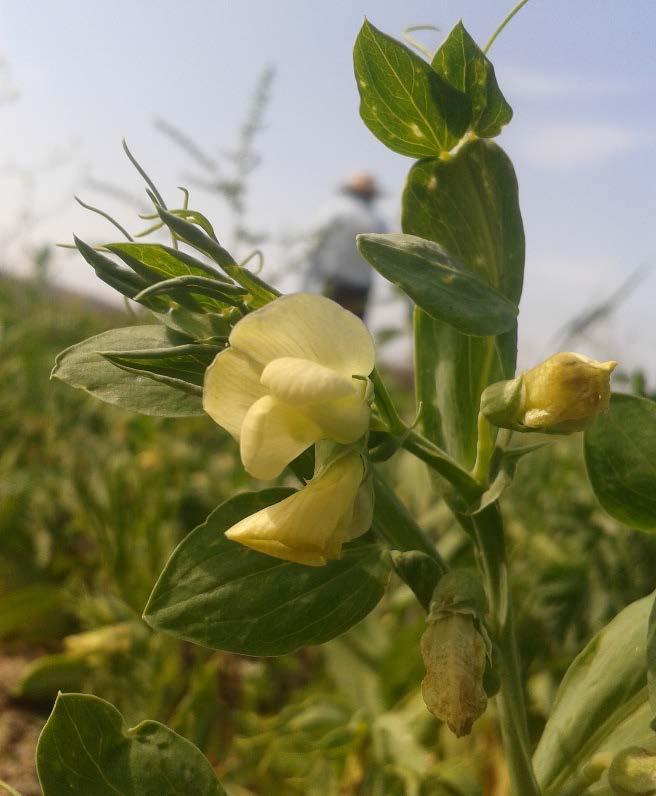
[
  {"left": 240, "top": 395, "right": 322, "bottom": 480},
  {"left": 202, "top": 348, "right": 266, "bottom": 440},
  {"left": 229, "top": 293, "right": 376, "bottom": 377}
]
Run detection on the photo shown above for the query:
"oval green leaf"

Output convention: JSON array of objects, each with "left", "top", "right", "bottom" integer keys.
[
  {"left": 36, "top": 693, "right": 225, "bottom": 795},
  {"left": 585, "top": 393, "right": 656, "bottom": 531},
  {"left": 432, "top": 21, "right": 512, "bottom": 138},
  {"left": 51, "top": 326, "right": 204, "bottom": 417},
  {"left": 353, "top": 19, "right": 470, "bottom": 158},
  {"left": 533, "top": 593, "right": 654, "bottom": 795},
  {"left": 143, "top": 488, "right": 390, "bottom": 656},
  {"left": 357, "top": 233, "right": 518, "bottom": 336}
]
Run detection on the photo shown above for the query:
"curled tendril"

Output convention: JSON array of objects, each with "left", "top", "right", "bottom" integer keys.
[
  {"left": 402, "top": 25, "right": 440, "bottom": 60},
  {"left": 239, "top": 249, "right": 264, "bottom": 274},
  {"left": 74, "top": 196, "right": 133, "bottom": 241}
]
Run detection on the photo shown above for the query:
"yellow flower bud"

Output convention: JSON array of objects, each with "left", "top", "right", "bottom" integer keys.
[
  {"left": 203, "top": 294, "right": 375, "bottom": 480},
  {"left": 420, "top": 612, "right": 487, "bottom": 737},
  {"left": 609, "top": 746, "right": 656, "bottom": 795},
  {"left": 225, "top": 451, "right": 372, "bottom": 566},
  {"left": 481, "top": 352, "right": 617, "bottom": 434}
]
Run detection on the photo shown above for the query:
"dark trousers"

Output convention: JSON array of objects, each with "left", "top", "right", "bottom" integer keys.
[{"left": 324, "top": 279, "right": 370, "bottom": 319}]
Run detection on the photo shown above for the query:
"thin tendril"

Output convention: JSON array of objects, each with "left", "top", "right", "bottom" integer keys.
[
  {"left": 122, "top": 139, "right": 167, "bottom": 208},
  {"left": 402, "top": 25, "right": 439, "bottom": 60},
  {"left": 483, "top": 0, "right": 532, "bottom": 54},
  {"left": 74, "top": 196, "right": 133, "bottom": 241},
  {"left": 239, "top": 249, "right": 264, "bottom": 274},
  {"left": 178, "top": 186, "right": 190, "bottom": 210}
]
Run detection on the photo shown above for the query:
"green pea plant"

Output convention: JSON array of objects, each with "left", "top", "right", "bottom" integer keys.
[{"left": 32, "top": 4, "right": 656, "bottom": 795}]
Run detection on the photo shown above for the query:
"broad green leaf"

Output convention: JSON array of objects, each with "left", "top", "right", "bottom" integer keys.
[
  {"left": 101, "top": 343, "right": 221, "bottom": 390},
  {"left": 106, "top": 242, "right": 226, "bottom": 283},
  {"left": 144, "top": 489, "right": 390, "bottom": 656},
  {"left": 52, "top": 326, "right": 205, "bottom": 417},
  {"left": 432, "top": 21, "right": 512, "bottom": 138},
  {"left": 357, "top": 233, "right": 518, "bottom": 336},
  {"left": 402, "top": 138, "right": 524, "bottom": 466},
  {"left": 585, "top": 393, "right": 656, "bottom": 531},
  {"left": 533, "top": 593, "right": 654, "bottom": 795},
  {"left": 36, "top": 693, "right": 224, "bottom": 795},
  {"left": 647, "top": 593, "right": 656, "bottom": 719},
  {"left": 353, "top": 19, "right": 470, "bottom": 158}
]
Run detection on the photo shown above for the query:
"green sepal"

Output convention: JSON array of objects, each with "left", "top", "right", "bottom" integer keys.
[
  {"left": 428, "top": 569, "right": 488, "bottom": 622},
  {"left": 389, "top": 550, "right": 443, "bottom": 611},
  {"left": 479, "top": 376, "right": 524, "bottom": 428}
]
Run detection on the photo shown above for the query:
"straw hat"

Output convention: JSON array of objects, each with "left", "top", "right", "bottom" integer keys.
[{"left": 341, "top": 171, "right": 383, "bottom": 198}]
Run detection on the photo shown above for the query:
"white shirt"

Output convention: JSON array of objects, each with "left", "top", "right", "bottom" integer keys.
[{"left": 302, "top": 194, "right": 387, "bottom": 291}]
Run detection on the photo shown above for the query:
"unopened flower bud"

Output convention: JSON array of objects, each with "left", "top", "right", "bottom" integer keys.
[
  {"left": 419, "top": 572, "right": 489, "bottom": 738},
  {"left": 481, "top": 352, "right": 617, "bottom": 434},
  {"left": 609, "top": 746, "right": 656, "bottom": 794},
  {"left": 420, "top": 612, "right": 487, "bottom": 737}
]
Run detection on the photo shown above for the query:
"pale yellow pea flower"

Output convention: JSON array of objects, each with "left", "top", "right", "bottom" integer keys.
[
  {"left": 203, "top": 294, "right": 376, "bottom": 479},
  {"left": 225, "top": 451, "right": 373, "bottom": 566}
]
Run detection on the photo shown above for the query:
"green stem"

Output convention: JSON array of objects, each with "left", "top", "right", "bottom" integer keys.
[
  {"left": 472, "top": 504, "right": 540, "bottom": 796},
  {"left": 413, "top": 308, "right": 441, "bottom": 444},
  {"left": 402, "top": 430, "right": 482, "bottom": 503},
  {"left": 472, "top": 413, "right": 494, "bottom": 486},
  {"left": 483, "top": 0, "right": 532, "bottom": 54}
]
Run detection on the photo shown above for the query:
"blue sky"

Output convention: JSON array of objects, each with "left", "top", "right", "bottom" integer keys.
[{"left": 2, "top": 0, "right": 655, "bottom": 373}]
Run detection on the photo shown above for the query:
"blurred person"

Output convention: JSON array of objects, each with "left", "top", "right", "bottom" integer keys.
[{"left": 302, "top": 171, "right": 387, "bottom": 319}]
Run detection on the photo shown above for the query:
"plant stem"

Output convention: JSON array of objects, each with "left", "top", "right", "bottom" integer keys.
[
  {"left": 483, "top": 0, "right": 532, "bottom": 54},
  {"left": 402, "top": 429, "right": 482, "bottom": 503},
  {"left": 472, "top": 504, "right": 541, "bottom": 796},
  {"left": 472, "top": 413, "right": 494, "bottom": 486},
  {"left": 413, "top": 308, "right": 441, "bottom": 443}
]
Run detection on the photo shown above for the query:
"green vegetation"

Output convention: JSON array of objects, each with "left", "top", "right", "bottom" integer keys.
[{"left": 2, "top": 271, "right": 655, "bottom": 794}]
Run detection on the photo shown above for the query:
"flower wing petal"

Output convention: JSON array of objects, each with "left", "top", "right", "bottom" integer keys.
[
  {"left": 229, "top": 293, "right": 376, "bottom": 376},
  {"left": 240, "top": 395, "right": 321, "bottom": 480},
  {"left": 203, "top": 348, "right": 265, "bottom": 439}
]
